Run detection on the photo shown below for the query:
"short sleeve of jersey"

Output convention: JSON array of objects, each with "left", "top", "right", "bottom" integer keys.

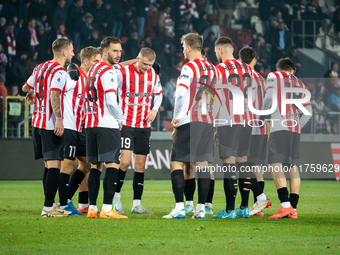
[
  {"left": 50, "top": 69, "right": 67, "bottom": 92},
  {"left": 101, "top": 69, "right": 118, "bottom": 94},
  {"left": 265, "top": 72, "right": 276, "bottom": 92},
  {"left": 116, "top": 68, "right": 123, "bottom": 90},
  {"left": 26, "top": 73, "right": 35, "bottom": 89},
  {"left": 65, "top": 73, "right": 77, "bottom": 92},
  {"left": 153, "top": 75, "right": 163, "bottom": 95},
  {"left": 177, "top": 65, "right": 194, "bottom": 90}
]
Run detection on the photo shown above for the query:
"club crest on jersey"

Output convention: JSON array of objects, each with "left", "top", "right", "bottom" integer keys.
[{"left": 147, "top": 81, "right": 153, "bottom": 88}]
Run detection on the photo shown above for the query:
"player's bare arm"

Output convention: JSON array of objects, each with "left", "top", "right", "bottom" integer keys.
[
  {"left": 22, "top": 84, "right": 35, "bottom": 105},
  {"left": 51, "top": 90, "right": 64, "bottom": 136}
]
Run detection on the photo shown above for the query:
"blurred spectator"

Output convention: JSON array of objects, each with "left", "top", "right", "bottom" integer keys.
[
  {"left": 324, "top": 62, "right": 340, "bottom": 94},
  {"left": 29, "top": 0, "right": 47, "bottom": 20},
  {"left": 88, "top": 0, "right": 109, "bottom": 36},
  {"left": 0, "top": 43, "right": 8, "bottom": 76},
  {"left": 285, "top": 46, "right": 302, "bottom": 76},
  {"left": 158, "top": 43, "right": 174, "bottom": 77},
  {"left": 312, "top": 93, "right": 330, "bottom": 134},
  {"left": 194, "top": 11, "right": 211, "bottom": 35},
  {"left": 333, "top": 5, "right": 340, "bottom": 34},
  {"left": 327, "top": 87, "right": 340, "bottom": 134},
  {"left": 203, "top": 31, "right": 218, "bottom": 64},
  {"left": 269, "top": 21, "right": 291, "bottom": 64},
  {"left": 214, "top": 0, "right": 237, "bottom": 29},
  {"left": 135, "top": 0, "right": 149, "bottom": 39},
  {"left": 269, "top": 9, "right": 283, "bottom": 32},
  {"left": 17, "top": 18, "right": 39, "bottom": 56},
  {"left": 0, "top": 74, "right": 7, "bottom": 111},
  {"left": 10, "top": 84, "right": 20, "bottom": 97},
  {"left": 125, "top": 32, "right": 140, "bottom": 60},
  {"left": 25, "top": 51, "right": 38, "bottom": 77},
  {"left": 10, "top": 15, "right": 21, "bottom": 37},
  {"left": 0, "top": 17, "right": 7, "bottom": 35},
  {"left": 7, "top": 52, "right": 28, "bottom": 90},
  {"left": 84, "top": 29, "right": 101, "bottom": 47},
  {"left": 111, "top": 0, "right": 125, "bottom": 38},
  {"left": 36, "top": 26, "right": 50, "bottom": 62},
  {"left": 163, "top": 72, "right": 177, "bottom": 107},
  {"left": 52, "top": 0, "right": 67, "bottom": 31},
  {"left": 1, "top": 22, "right": 16, "bottom": 63},
  {"left": 251, "top": 36, "right": 273, "bottom": 71},
  {"left": 157, "top": 5, "right": 175, "bottom": 39},
  {"left": 66, "top": 0, "right": 84, "bottom": 49},
  {"left": 259, "top": 0, "right": 275, "bottom": 30},
  {"left": 55, "top": 24, "right": 69, "bottom": 40},
  {"left": 72, "top": 48, "right": 81, "bottom": 66},
  {"left": 157, "top": 91, "right": 173, "bottom": 130},
  {"left": 312, "top": 78, "right": 326, "bottom": 101},
  {"left": 36, "top": 14, "right": 52, "bottom": 36},
  {"left": 121, "top": 0, "right": 135, "bottom": 37},
  {"left": 174, "top": 19, "right": 190, "bottom": 50},
  {"left": 2, "top": 0, "right": 23, "bottom": 22},
  {"left": 80, "top": 12, "right": 97, "bottom": 47},
  {"left": 22, "top": 0, "right": 31, "bottom": 23}
]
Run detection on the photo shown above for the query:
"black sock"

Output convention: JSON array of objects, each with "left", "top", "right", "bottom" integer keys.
[
  {"left": 103, "top": 167, "right": 118, "bottom": 204},
  {"left": 237, "top": 162, "right": 251, "bottom": 209},
  {"left": 277, "top": 187, "right": 290, "bottom": 203},
  {"left": 88, "top": 168, "right": 101, "bottom": 206},
  {"left": 42, "top": 167, "right": 48, "bottom": 195},
  {"left": 133, "top": 172, "right": 145, "bottom": 200},
  {"left": 78, "top": 191, "right": 88, "bottom": 204},
  {"left": 58, "top": 173, "right": 70, "bottom": 206},
  {"left": 197, "top": 170, "right": 210, "bottom": 204},
  {"left": 116, "top": 169, "right": 126, "bottom": 193},
  {"left": 290, "top": 193, "right": 299, "bottom": 209},
  {"left": 171, "top": 170, "right": 184, "bottom": 203},
  {"left": 67, "top": 169, "right": 86, "bottom": 200},
  {"left": 249, "top": 172, "right": 262, "bottom": 204},
  {"left": 44, "top": 168, "right": 60, "bottom": 207},
  {"left": 184, "top": 178, "right": 195, "bottom": 201},
  {"left": 254, "top": 180, "right": 265, "bottom": 203},
  {"left": 223, "top": 163, "right": 237, "bottom": 212},
  {"left": 206, "top": 179, "right": 215, "bottom": 204}
]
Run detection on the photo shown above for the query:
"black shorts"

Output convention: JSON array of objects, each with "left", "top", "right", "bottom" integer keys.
[
  {"left": 85, "top": 127, "right": 121, "bottom": 163},
  {"left": 33, "top": 127, "right": 63, "bottom": 160},
  {"left": 267, "top": 130, "right": 300, "bottom": 166},
  {"left": 171, "top": 122, "right": 214, "bottom": 163},
  {"left": 120, "top": 125, "right": 151, "bottom": 155},
  {"left": 63, "top": 129, "right": 86, "bottom": 160},
  {"left": 248, "top": 135, "right": 268, "bottom": 166},
  {"left": 218, "top": 125, "right": 252, "bottom": 159}
]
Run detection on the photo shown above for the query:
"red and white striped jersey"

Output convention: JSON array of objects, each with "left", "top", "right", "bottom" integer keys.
[
  {"left": 251, "top": 70, "right": 268, "bottom": 135},
  {"left": 117, "top": 64, "right": 162, "bottom": 128},
  {"left": 84, "top": 61, "right": 120, "bottom": 129},
  {"left": 62, "top": 67, "right": 86, "bottom": 132},
  {"left": 216, "top": 59, "right": 254, "bottom": 126},
  {"left": 175, "top": 58, "right": 220, "bottom": 127},
  {"left": 265, "top": 71, "right": 311, "bottom": 134},
  {"left": 26, "top": 60, "right": 67, "bottom": 130}
]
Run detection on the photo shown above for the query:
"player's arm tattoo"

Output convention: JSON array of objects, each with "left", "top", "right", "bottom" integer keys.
[{"left": 51, "top": 91, "right": 62, "bottom": 117}]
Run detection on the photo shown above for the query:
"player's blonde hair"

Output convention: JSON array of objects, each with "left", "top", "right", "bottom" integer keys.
[
  {"left": 52, "top": 38, "right": 73, "bottom": 54},
  {"left": 138, "top": 47, "right": 156, "bottom": 61},
  {"left": 181, "top": 33, "right": 203, "bottom": 52},
  {"left": 80, "top": 46, "right": 102, "bottom": 62}
]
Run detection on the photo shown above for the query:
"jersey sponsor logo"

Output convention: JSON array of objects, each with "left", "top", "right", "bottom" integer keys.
[
  {"left": 77, "top": 93, "right": 86, "bottom": 99},
  {"left": 125, "top": 92, "right": 152, "bottom": 98},
  {"left": 34, "top": 105, "right": 46, "bottom": 113},
  {"left": 86, "top": 105, "right": 98, "bottom": 114}
]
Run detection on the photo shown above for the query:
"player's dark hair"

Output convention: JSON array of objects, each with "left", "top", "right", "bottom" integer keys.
[
  {"left": 276, "top": 58, "right": 296, "bottom": 72},
  {"left": 181, "top": 33, "right": 203, "bottom": 51},
  {"left": 80, "top": 46, "right": 101, "bottom": 63},
  {"left": 331, "top": 62, "right": 338, "bottom": 69},
  {"left": 100, "top": 37, "right": 121, "bottom": 50},
  {"left": 52, "top": 38, "right": 72, "bottom": 54},
  {"left": 215, "top": 36, "right": 233, "bottom": 47},
  {"left": 239, "top": 47, "right": 257, "bottom": 65},
  {"left": 201, "top": 49, "right": 206, "bottom": 59}
]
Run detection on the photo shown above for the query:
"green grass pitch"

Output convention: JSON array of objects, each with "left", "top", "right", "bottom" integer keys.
[{"left": 0, "top": 180, "right": 339, "bottom": 254}]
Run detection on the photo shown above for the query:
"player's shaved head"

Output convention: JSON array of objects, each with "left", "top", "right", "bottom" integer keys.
[
  {"left": 239, "top": 47, "right": 257, "bottom": 65},
  {"left": 52, "top": 38, "right": 73, "bottom": 54},
  {"left": 100, "top": 36, "right": 121, "bottom": 50},
  {"left": 138, "top": 47, "right": 156, "bottom": 61},
  {"left": 276, "top": 58, "right": 296, "bottom": 72},
  {"left": 215, "top": 36, "right": 233, "bottom": 49},
  {"left": 181, "top": 33, "right": 203, "bottom": 51},
  {"left": 80, "top": 46, "right": 102, "bottom": 62}
]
